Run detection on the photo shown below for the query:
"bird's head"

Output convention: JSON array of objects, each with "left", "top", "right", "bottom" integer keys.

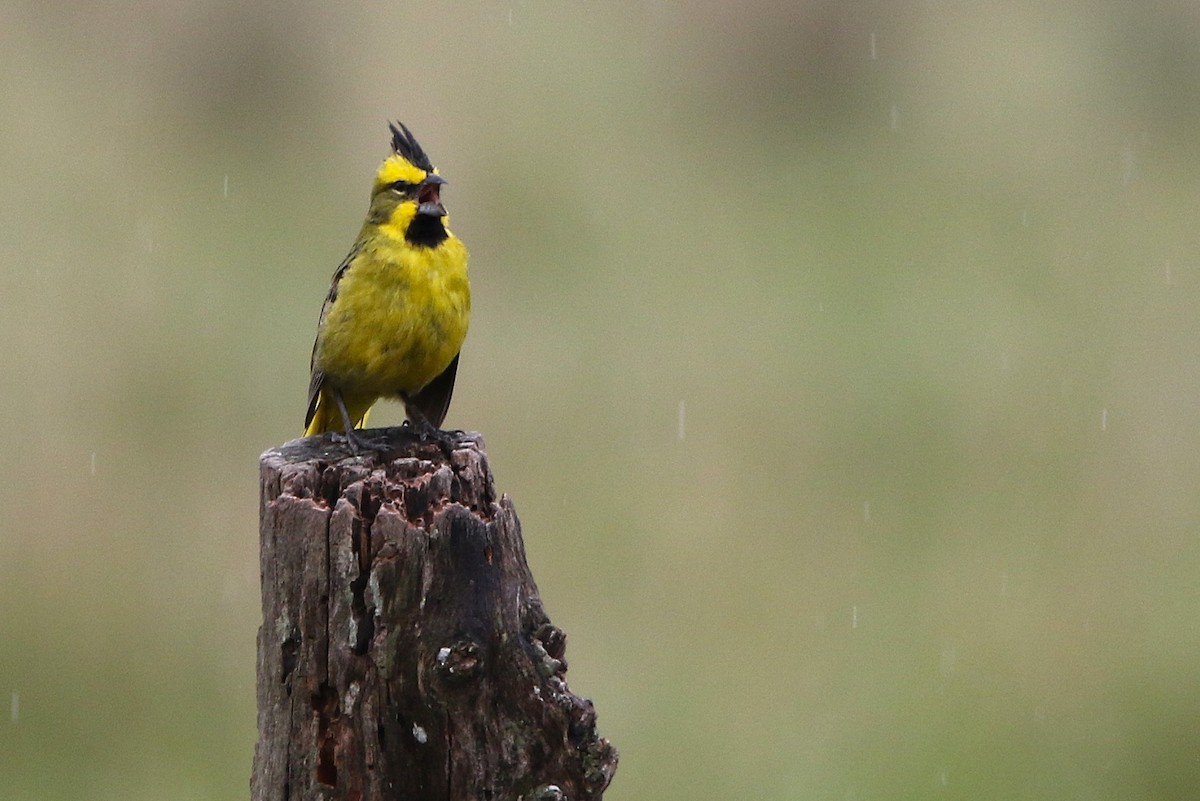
[{"left": 368, "top": 121, "right": 449, "bottom": 246}]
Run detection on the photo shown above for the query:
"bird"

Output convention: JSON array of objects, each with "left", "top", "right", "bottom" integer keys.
[{"left": 303, "top": 121, "right": 470, "bottom": 448}]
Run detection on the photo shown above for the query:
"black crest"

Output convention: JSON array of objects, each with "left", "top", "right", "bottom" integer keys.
[{"left": 389, "top": 121, "right": 434, "bottom": 171}]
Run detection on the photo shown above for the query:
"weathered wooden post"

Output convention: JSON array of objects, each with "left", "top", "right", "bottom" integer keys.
[{"left": 252, "top": 429, "right": 617, "bottom": 800}]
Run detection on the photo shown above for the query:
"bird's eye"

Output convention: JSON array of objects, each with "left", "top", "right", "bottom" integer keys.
[{"left": 386, "top": 180, "right": 416, "bottom": 194}]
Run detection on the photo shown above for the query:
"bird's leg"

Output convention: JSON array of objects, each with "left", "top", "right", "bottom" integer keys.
[
  {"left": 401, "top": 396, "right": 456, "bottom": 459},
  {"left": 333, "top": 388, "right": 365, "bottom": 454},
  {"left": 402, "top": 403, "right": 439, "bottom": 442}
]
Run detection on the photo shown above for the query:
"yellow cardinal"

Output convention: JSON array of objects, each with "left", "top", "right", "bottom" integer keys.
[{"left": 304, "top": 121, "right": 470, "bottom": 444}]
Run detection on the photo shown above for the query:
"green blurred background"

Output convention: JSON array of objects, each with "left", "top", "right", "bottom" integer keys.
[{"left": 3, "top": 1, "right": 1200, "bottom": 798}]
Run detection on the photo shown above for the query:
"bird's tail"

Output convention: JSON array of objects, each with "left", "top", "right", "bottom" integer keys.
[{"left": 303, "top": 388, "right": 371, "bottom": 437}]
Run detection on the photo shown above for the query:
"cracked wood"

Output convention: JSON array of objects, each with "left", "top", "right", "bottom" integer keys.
[{"left": 252, "top": 429, "right": 617, "bottom": 801}]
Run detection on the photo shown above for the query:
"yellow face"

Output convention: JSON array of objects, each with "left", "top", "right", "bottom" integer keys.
[
  {"left": 366, "top": 154, "right": 449, "bottom": 239},
  {"left": 373, "top": 153, "right": 432, "bottom": 192}
]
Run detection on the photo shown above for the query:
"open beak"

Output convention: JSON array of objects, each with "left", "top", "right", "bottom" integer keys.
[{"left": 417, "top": 174, "right": 447, "bottom": 217}]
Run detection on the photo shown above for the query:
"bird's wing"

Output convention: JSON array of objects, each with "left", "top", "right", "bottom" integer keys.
[
  {"left": 305, "top": 246, "right": 359, "bottom": 429},
  {"left": 407, "top": 352, "right": 460, "bottom": 430}
]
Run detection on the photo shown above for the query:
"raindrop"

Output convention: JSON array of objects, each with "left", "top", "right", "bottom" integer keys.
[
  {"left": 677, "top": 400, "right": 686, "bottom": 441},
  {"left": 90, "top": 452, "right": 96, "bottom": 476},
  {"left": 223, "top": 174, "right": 230, "bottom": 199},
  {"left": 851, "top": 605, "right": 859, "bottom": 629},
  {"left": 870, "top": 31, "right": 877, "bottom": 60},
  {"left": 10, "top": 690, "right": 17, "bottom": 722},
  {"left": 1165, "top": 260, "right": 1173, "bottom": 286},
  {"left": 1100, "top": 408, "right": 1108, "bottom": 432},
  {"left": 889, "top": 105, "right": 900, "bottom": 131},
  {"left": 863, "top": 500, "right": 871, "bottom": 522},
  {"left": 412, "top": 722, "right": 428, "bottom": 744}
]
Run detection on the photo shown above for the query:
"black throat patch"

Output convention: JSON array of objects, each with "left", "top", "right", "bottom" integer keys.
[{"left": 405, "top": 215, "right": 449, "bottom": 247}]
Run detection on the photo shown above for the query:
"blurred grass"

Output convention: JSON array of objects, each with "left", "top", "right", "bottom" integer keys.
[{"left": 3, "top": 1, "right": 1200, "bottom": 799}]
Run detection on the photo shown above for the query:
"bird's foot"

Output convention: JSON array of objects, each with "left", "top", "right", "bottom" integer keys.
[
  {"left": 405, "top": 420, "right": 459, "bottom": 460},
  {"left": 330, "top": 429, "right": 369, "bottom": 455}
]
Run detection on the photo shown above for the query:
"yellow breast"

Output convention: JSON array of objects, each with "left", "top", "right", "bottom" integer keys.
[{"left": 315, "top": 232, "right": 470, "bottom": 399}]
